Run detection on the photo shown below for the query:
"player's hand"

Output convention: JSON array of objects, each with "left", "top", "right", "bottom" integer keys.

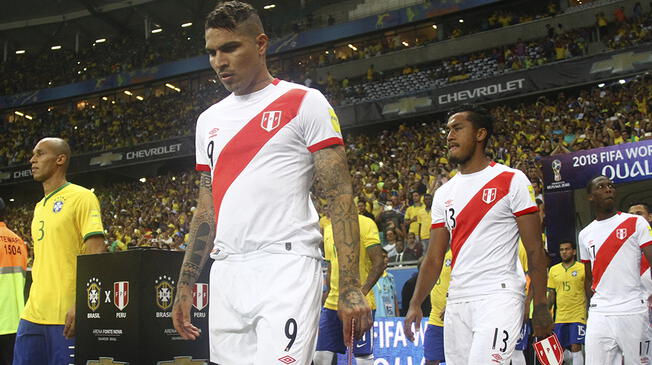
[
  {"left": 172, "top": 285, "right": 201, "bottom": 340},
  {"left": 531, "top": 303, "right": 553, "bottom": 337},
  {"left": 63, "top": 306, "right": 76, "bottom": 339},
  {"left": 403, "top": 304, "right": 423, "bottom": 342},
  {"left": 337, "top": 287, "right": 372, "bottom": 347}
]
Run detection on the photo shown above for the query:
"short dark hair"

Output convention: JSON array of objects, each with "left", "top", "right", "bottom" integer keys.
[
  {"left": 629, "top": 201, "right": 651, "bottom": 213},
  {"left": 205, "top": 1, "right": 263, "bottom": 32},
  {"left": 559, "top": 240, "right": 576, "bottom": 250},
  {"left": 447, "top": 104, "right": 494, "bottom": 144},
  {"left": 0, "top": 197, "right": 5, "bottom": 221},
  {"left": 586, "top": 174, "right": 609, "bottom": 193}
]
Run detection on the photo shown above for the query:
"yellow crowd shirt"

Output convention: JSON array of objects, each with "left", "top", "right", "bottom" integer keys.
[
  {"left": 405, "top": 204, "right": 431, "bottom": 239},
  {"left": 547, "top": 261, "right": 587, "bottom": 324},
  {"left": 428, "top": 250, "right": 453, "bottom": 327},
  {"left": 324, "top": 215, "right": 380, "bottom": 310},
  {"left": 23, "top": 183, "right": 104, "bottom": 325}
]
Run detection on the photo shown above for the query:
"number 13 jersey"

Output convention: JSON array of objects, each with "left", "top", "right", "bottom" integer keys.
[
  {"left": 430, "top": 162, "right": 538, "bottom": 301},
  {"left": 195, "top": 79, "right": 344, "bottom": 259}
]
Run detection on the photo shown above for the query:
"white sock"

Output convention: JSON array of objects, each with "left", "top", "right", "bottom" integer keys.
[
  {"left": 355, "top": 354, "right": 374, "bottom": 365},
  {"left": 571, "top": 350, "right": 584, "bottom": 364},
  {"left": 313, "top": 351, "right": 334, "bottom": 365},
  {"left": 511, "top": 350, "right": 526, "bottom": 365}
]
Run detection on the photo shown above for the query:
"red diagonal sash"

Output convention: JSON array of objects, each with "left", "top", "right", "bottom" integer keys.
[
  {"left": 450, "top": 171, "right": 515, "bottom": 268},
  {"left": 592, "top": 217, "right": 638, "bottom": 290},
  {"left": 211, "top": 89, "right": 308, "bottom": 226}
]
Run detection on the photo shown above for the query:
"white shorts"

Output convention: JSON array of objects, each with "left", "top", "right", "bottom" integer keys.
[
  {"left": 443, "top": 293, "right": 524, "bottom": 365},
  {"left": 585, "top": 311, "right": 647, "bottom": 365},
  {"left": 208, "top": 251, "right": 323, "bottom": 365}
]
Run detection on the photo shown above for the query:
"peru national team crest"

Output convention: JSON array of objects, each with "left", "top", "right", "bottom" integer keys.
[
  {"left": 192, "top": 283, "right": 208, "bottom": 311},
  {"left": 616, "top": 228, "right": 628, "bottom": 240},
  {"left": 482, "top": 188, "right": 497, "bottom": 204},
  {"left": 261, "top": 111, "right": 282, "bottom": 132},
  {"left": 114, "top": 281, "right": 129, "bottom": 311},
  {"left": 533, "top": 334, "right": 564, "bottom": 365}
]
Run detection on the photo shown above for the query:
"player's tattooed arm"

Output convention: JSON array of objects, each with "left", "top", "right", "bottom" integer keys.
[
  {"left": 177, "top": 171, "right": 216, "bottom": 289},
  {"left": 173, "top": 171, "right": 216, "bottom": 340},
  {"left": 313, "top": 145, "right": 372, "bottom": 342}
]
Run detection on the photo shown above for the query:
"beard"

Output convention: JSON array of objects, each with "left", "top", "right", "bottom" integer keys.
[{"left": 448, "top": 151, "right": 472, "bottom": 166}]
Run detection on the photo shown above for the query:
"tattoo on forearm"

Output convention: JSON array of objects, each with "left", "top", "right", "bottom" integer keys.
[
  {"left": 177, "top": 172, "right": 216, "bottom": 291},
  {"left": 313, "top": 146, "right": 362, "bottom": 307}
]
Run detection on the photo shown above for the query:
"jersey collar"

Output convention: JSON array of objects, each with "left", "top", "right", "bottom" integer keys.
[{"left": 43, "top": 182, "right": 71, "bottom": 206}]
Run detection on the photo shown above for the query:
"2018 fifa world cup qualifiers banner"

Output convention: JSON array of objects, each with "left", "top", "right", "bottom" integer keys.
[{"left": 541, "top": 139, "right": 652, "bottom": 192}]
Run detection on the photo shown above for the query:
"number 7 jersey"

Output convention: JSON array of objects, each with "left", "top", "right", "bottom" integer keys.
[
  {"left": 578, "top": 212, "right": 652, "bottom": 314},
  {"left": 430, "top": 162, "right": 538, "bottom": 301},
  {"left": 195, "top": 79, "right": 344, "bottom": 259}
]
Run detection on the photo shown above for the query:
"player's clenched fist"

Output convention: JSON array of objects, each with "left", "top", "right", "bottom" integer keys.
[
  {"left": 337, "top": 287, "right": 372, "bottom": 347},
  {"left": 172, "top": 286, "right": 201, "bottom": 340}
]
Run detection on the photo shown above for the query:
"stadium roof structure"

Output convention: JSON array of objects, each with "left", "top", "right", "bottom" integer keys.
[{"left": 0, "top": 0, "right": 332, "bottom": 54}]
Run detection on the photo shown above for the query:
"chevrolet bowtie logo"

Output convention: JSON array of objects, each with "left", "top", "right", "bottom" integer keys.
[
  {"left": 383, "top": 96, "right": 432, "bottom": 115},
  {"left": 86, "top": 357, "right": 128, "bottom": 365},
  {"left": 90, "top": 152, "right": 123, "bottom": 167},
  {"left": 590, "top": 51, "right": 652, "bottom": 74},
  {"left": 157, "top": 357, "right": 207, "bottom": 365},
  {"left": 0, "top": 171, "right": 10, "bottom": 181}
]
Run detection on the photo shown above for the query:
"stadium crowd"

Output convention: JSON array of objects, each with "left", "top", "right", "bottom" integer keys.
[
  {"left": 4, "top": 74, "right": 652, "bottom": 265},
  {"left": 4, "top": 3, "right": 652, "bottom": 167},
  {"left": 0, "top": 0, "right": 631, "bottom": 97}
]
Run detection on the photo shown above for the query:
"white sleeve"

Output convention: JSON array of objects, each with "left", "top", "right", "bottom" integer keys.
[
  {"left": 297, "top": 89, "right": 344, "bottom": 152},
  {"left": 430, "top": 188, "right": 446, "bottom": 229},
  {"left": 509, "top": 170, "right": 538, "bottom": 217},
  {"left": 195, "top": 114, "right": 210, "bottom": 172},
  {"left": 635, "top": 216, "right": 652, "bottom": 249},
  {"left": 578, "top": 230, "right": 591, "bottom": 263}
]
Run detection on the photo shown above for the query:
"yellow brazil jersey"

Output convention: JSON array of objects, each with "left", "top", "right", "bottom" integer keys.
[
  {"left": 23, "top": 183, "right": 104, "bottom": 325},
  {"left": 428, "top": 250, "right": 453, "bottom": 327},
  {"left": 324, "top": 215, "right": 380, "bottom": 310},
  {"left": 405, "top": 204, "right": 430, "bottom": 239},
  {"left": 547, "top": 261, "right": 587, "bottom": 324}
]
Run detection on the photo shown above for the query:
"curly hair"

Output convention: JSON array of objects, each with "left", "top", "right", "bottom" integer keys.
[{"left": 205, "top": 1, "right": 263, "bottom": 33}]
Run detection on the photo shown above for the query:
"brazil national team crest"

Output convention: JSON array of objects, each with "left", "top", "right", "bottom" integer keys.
[
  {"left": 192, "top": 283, "right": 208, "bottom": 311},
  {"left": 53, "top": 198, "right": 64, "bottom": 213},
  {"left": 616, "top": 228, "right": 628, "bottom": 240},
  {"left": 114, "top": 281, "right": 129, "bottom": 311},
  {"left": 87, "top": 277, "right": 101, "bottom": 312},
  {"left": 571, "top": 271, "right": 577, "bottom": 277},
  {"left": 482, "top": 188, "right": 497, "bottom": 204},
  {"left": 261, "top": 111, "right": 282, "bottom": 132},
  {"left": 445, "top": 259, "right": 452, "bottom": 267},
  {"left": 155, "top": 275, "right": 175, "bottom": 310}
]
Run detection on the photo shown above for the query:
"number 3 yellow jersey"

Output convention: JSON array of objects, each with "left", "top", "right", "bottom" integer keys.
[
  {"left": 23, "top": 183, "right": 104, "bottom": 325},
  {"left": 547, "top": 261, "right": 587, "bottom": 324}
]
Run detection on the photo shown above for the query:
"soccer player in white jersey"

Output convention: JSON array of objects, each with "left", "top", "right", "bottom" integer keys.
[
  {"left": 628, "top": 202, "right": 652, "bottom": 363},
  {"left": 579, "top": 177, "right": 652, "bottom": 365},
  {"left": 403, "top": 105, "right": 553, "bottom": 364},
  {"left": 170, "top": 2, "right": 371, "bottom": 364}
]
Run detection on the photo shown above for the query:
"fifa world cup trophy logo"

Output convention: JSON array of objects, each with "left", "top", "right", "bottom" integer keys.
[{"left": 552, "top": 159, "right": 562, "bottom": 182}]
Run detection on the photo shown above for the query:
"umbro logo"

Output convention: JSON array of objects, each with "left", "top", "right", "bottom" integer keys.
[
  {"left": 261, "top": 111, "right": 282, "bottom": 132},
  {"left": 209, "top": 128, "right": 219, "bottom": 138}
]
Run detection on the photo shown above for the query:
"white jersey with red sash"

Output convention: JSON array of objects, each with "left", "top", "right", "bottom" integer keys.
[
  {"left": 579, "top": 212, "right": 652, "bottom": 314},
  {"left": 195, "top": 79, "right": 343, "bottom": 259},
  {"left": 430, "top": 162, "right": 538, "bottom": 301}
]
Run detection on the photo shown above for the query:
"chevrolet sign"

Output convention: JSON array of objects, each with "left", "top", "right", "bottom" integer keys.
[{"left": 90, "top": 152, "right": 123, "bottom": 167}]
